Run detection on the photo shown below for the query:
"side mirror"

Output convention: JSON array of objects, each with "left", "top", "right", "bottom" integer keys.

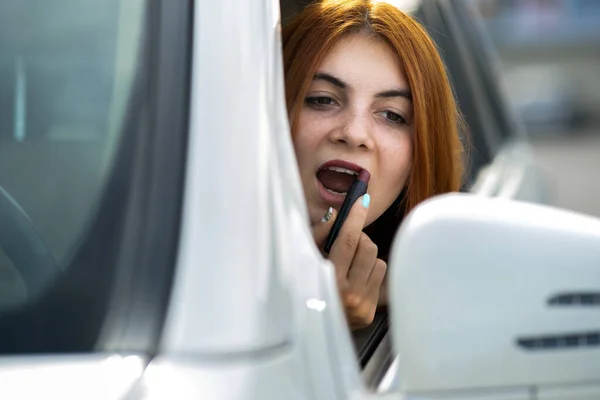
[{"left": 388, "top": 193, "right": 600, "bottom": 399}]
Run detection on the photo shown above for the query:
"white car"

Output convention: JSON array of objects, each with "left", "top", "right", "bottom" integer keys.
[{"left": 0, "top": 0, "right": 597, "bottom": 399}]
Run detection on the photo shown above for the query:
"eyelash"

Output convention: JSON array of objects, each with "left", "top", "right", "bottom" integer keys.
[
  {"left": 379, "top": 110, "right": 407, "bottom": 126},
  {"left": 305, "top": 96, "right": 408, "bottom": 127},
  {"left": 305, "top": 96, "right": 338, "bottom": 108}
]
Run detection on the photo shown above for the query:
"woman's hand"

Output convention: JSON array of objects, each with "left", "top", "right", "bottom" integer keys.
[{"left": 312, "top": 196, "right": 387, "bottom": 330}]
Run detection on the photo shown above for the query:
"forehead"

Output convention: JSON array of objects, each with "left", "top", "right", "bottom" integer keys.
[{"left": 315, "top": 33, "right": 407, "bottom": 90}]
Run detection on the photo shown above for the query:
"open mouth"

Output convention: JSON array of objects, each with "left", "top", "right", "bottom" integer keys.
[
  {"left": 316, "top": 160, "right": 365, "bottom": 196},
  {"left": 317, "top": 167, "right": 357, "bottom": 195}
]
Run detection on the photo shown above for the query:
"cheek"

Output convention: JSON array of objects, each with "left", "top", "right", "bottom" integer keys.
[
  {"left": 386, "top": 138, "right": 412, "bottom": 180},
  {"left": 292, "top": 113, "right": 327, "bottom": 171},
  {"left": 291, "top": 122, "right": 313, "bottom": 174},
  {"left": 374, "top": 133, "right": 413, "bottom": 208}
]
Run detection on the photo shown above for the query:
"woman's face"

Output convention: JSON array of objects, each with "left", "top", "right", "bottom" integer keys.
[{"left": 293, "top": 33, "right": 414, "bottom": 227}]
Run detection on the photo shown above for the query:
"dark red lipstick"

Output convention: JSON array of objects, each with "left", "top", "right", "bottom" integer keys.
[{"left": 323, "top": 169, "right": 370, "bottom": 254}]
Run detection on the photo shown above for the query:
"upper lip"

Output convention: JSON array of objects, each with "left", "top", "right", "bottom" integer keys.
[{"left": 318, "top": 159, "right": 367, "bottom": 176}]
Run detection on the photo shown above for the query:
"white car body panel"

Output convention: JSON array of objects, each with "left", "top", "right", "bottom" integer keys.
[
  {"left": 160, "top": 0, "right": 366, "bottom": 399},
  {"left": 472, "top": 139, "right": 551, "bottom": 204},
  {"left": 161, "top": 0, "right": 295, "bottom": 355},
  {"left": 0, "top": 354, "right": 145, "bottom": 400},
  {"left": 390, "top": 194, "right": 600, "bottom": 396}
]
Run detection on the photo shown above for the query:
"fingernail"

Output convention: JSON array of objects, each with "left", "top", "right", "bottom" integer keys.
[
  {"left": 362, "top": 194, "right": 371, "bottom": 208},
  {"left": 321, "top": 207, "right": 334, "bottom": 222}
]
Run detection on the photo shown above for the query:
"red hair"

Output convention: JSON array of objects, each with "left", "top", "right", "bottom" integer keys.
[{"left": 283, "top": 0, "right": 466, "bottom": 257}]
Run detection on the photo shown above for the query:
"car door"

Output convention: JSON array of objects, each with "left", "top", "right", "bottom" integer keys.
[{"left": 0, "top": 0, "right": 366, "bottom": 398}]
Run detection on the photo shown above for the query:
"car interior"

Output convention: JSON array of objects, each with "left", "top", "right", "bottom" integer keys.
[
  {"left": 0, "top": 0, "right": 138, "bottom": 308},
  {"left": 0, "top": 0, "right": 190, "bottom": 355}
]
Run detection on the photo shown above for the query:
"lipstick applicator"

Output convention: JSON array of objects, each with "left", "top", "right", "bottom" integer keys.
[{"left": 322, "top": 169, "right": 370, "bottom": 254}]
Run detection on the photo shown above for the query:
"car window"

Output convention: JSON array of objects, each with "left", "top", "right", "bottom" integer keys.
[
  {"left": 0, "top": 249, "right": 23, "bottom": 308},
  {"left": 0, "top": 0, "right": 145, "bottom": 348},
  {"left": 423, "top": 0, "right": 503, "bottom": 184},
  {"left": 451, "top": 0, "right": 520, "bottom": 141}
]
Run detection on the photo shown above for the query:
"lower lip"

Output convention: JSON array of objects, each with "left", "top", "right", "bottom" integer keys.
[{"left": 316, "top": 178, "right": 347, "bottom": 208}]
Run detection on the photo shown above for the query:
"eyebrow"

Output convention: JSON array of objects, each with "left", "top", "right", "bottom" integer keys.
[
  {"left": 313, "top": 72, "right": 347, "bottom": 89},
  {"left": 375, "top": 89, "right": 412, "bottom": 102},
  {"left": 313, "top": 72, "right": 412, "bottom": 101}
]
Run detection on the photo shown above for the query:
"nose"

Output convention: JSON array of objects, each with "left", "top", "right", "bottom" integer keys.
[{"left": 328, "top": 110, "right": 375, "bottom": 150}]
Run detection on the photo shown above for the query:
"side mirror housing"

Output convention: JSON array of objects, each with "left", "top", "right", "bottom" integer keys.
[{"left": 389, "top": 194, "right": 600, "bottom": 398}]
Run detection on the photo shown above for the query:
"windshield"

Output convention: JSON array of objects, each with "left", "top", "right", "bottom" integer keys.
[{"left": 0, "top": 0, "right": 146, "bottom": 350}]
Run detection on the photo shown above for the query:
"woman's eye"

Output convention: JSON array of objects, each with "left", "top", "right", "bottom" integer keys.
[
  {"left": 382, "top": 111, "right": 407, "bottom": 125},
  {"left": 305, "top": 96, "right": 337, "bottom": 108}
]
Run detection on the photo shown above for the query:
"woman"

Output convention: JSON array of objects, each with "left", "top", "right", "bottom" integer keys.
[{"left": 283, "top": 0, "right": 466, "bottom": 330}]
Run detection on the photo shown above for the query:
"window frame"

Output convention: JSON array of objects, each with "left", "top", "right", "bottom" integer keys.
[
  {"left": 415, "top": 0, "right": 501, "bottom": 185},
  {"left": 449, "top": 0, "right": 522, "bottom": 142},
  {"left": 0, "top": 0, "right": 193, "bottom": 355}
]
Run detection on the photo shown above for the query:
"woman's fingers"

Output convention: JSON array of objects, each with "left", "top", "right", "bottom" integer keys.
[
  {"left": 368, "top": 258, "right": 387, "bottom": 292},
  {"left": 344, "top": 260, "right": 382, "bottom": 329},
  {"left": 346, "top": 233, "right": 377, "bottom": 290},
  {"left": 311, "top": 207, "right": 337, "bottom": 248},
  {"left": 328, "top": 194, "right": 370, "bottom": 279},
  {"left": 341, "top": 233, "right": 385, "bottom": 329},
  {"left": 309, "top": 196, "right": 385, "bottom": 330}
]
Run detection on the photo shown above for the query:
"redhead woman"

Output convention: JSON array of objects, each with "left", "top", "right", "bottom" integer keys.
[{"left": 283, "top": 0, "right": 466, "bottom": 330}]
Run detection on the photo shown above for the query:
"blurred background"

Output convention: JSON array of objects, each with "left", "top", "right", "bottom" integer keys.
[{"left": 473, "top": 0, "right": 600, "bottom": 217}]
